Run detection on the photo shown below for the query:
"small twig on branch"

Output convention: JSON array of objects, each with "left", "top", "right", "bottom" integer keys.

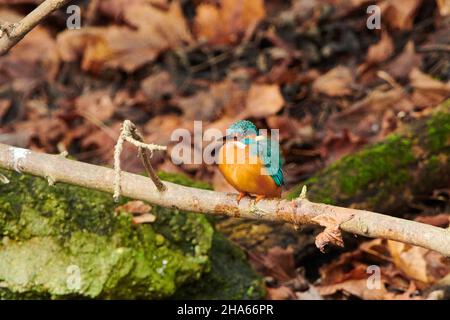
[
  {"left": 114, "top": 120, "right": 167, "bottom": 201},
  {"left": 0, "top": 0, "right": 73, "bottom": 55},
  {"left": 1, "top": 143, "right": 449, "bottom": 256}
]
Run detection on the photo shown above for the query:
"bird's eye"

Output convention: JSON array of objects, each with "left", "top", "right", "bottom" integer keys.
[{"left": 233, "top": 136, "right": 237, "bottom": 141}]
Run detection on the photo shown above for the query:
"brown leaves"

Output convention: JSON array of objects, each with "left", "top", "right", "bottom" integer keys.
[
  {"left": 115, "top": 200, "right": 156, "bottom": 224},
  {"left": 436, "top": 0, "right": 450, "bottom": 16},
  {"left": 366, "top": 31, "right": 394, "bottom": 66},
  {"left": 75, "top": 90, "right": 115, "bottom": 122},
  {"left": 317, "top": 238, "right": 450, "bottom": 300},
  {"left": 380, "top": 0, "right": 422, "bottom": 30},
  {"left": 410, "top": 68, "right": 450, "bottom": 108},
  {"left": 194, "top": 0, "right": 265, "bottom": 45},
  {"left": 311, "top": 210, "right": 354, "bottom": 252},
  {"left": 57, "top": 1, "right": 192, "bottom": 73},
  {"left": 0, "top": 9, "right": 59, "bottom": 87},
  {"left": 312, "top": 66, "right": 354, "bottom": 97},
  {"left": 387, "top": 240, "right": 450, "bottom": 284},
  {"left": 244, "top": 84, "right": 284, "bottom": 118}
]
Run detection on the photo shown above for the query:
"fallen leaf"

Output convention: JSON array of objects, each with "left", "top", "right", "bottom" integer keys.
[
  {"left": 380, "top": 0, "right": 422, "bottom": 31},
  {"left": 321, "top": 129, "right": 367, "bottom": 164},
  {"left": 409, "top": 68, "right": 450, "bottom": 108},
  {"left": 115, "top": 200, "right": 155, "bottom": 225},
  {"left": 57, "top": 1, "right": 192, "bottom": 73},
  {"left": 174, "top": 80, "right": 245, "bottom": 121},
  {"left": 311, "top": 211, "right": 354, "bottom": 252},
  {"left": 436, "top": 0, "right": 450, "bottom": 16},
  {"left": 365, "top": 31, "right": 395, "bottom": 66},
  {"left": 0, "top": 9, "right": 59, "bottom": 87},
  {"left": 132, "top": 213, "right": 157, "bottom": 225},
  {"left": 329, "top": 86, "right": 413, "bottom": 137},
  {"left": 318, "top": 279, "right": 389, "bottom": 300},
  {"left": 245, "top": 84, "right": 284, "bottom": 118},
  {"left": 312, "top": 66, "right": 354, "bottom": 97},
  {"left": 75, "top": 90, "right": 115, "bottom": 122},
  {"left": 141, "top": 71, "right": 176, "bottom": 102},
  {"left": 0, "top": 99, "right": 11, "bottom": 122},
  {"left": 414, "top": 214, "right": 450, "bottom": 228},
  {"left": 387, "top": 240, "right": 450, "bottom": 284},
  {"left": 194, "top": 0, "right": 265, "bottom": 45},
  {"left": 387, "top": 240, "right": 429, "bottom": 282},
  {"left": 248, "top": 246, "right": 296, "bottom": 282},
  {"left": 267, "top": 286, "right": 296, "bottom": 300},
  {"left": 383, "top": 41, "right": 421, "bottom": 80}
]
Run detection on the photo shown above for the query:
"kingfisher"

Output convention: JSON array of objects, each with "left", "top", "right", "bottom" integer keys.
[{"left": 217, "top": 120, "right": 284, "bottom": 203}]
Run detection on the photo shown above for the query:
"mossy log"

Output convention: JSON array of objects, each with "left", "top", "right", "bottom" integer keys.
[
  {"left": 0, "top": 170, "right": 264, "bottom": 299},
  {"left": 288, "top": 99, "right": 450, "bottom": 213},
  {"left": 217, "top": 99, "right": 450, "bottom": 260}
]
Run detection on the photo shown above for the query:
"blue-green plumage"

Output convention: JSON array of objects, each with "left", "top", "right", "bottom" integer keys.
[
  {"left": 226, "top": 120, "right": 284, "bottom": 186},
  {"left": 243, "top": 137, "right": 284, "bottom": 186}
]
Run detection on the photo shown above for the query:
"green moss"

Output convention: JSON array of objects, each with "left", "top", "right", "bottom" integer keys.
[
  {"left": 335, "top": 135, "right": 414, "bottom": 195},
  {"left": 158, "top": 171, "right": 210, "bottom": 190},
  {"left": 0, "top": 169, "right": 212, "bottom": 299},
  {"left": 426, "top": 110, "right": 450, "bottom": 152},
  {"left": 287, "top": 135, "right": 415, "bottom": 201},
  {"left": 173, "top": 233, "right": 265, "bottom": 300},
  {"left": 0, "top": 169, "right": 264, "bottom": 299}
]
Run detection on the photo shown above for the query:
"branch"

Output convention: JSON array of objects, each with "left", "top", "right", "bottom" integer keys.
[
  {"left": 0, "top": 143, "right": 449, "bottom": 256},
  {"left": 0, "top": 0, "right": 72, "bottom": 55}
]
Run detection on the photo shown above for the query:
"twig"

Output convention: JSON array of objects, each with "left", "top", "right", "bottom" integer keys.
[
  {"left": 113, "top": 120, "right": 166, "bottom": 201},
  {"left": 0, "top": 0, "right": 72, "bottom": 55},
  {"left": 1, "top": 143, "right": 449, "bottom": 256}
]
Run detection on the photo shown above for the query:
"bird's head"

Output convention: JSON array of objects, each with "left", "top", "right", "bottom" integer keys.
[{"left": 224, "top": 120, "right": 258, "bottom": 141}]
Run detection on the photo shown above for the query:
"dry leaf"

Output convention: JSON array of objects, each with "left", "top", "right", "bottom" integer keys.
[
  {"left": 115, "top": 200, "right": 155, "bottom": 224},
  {"left": 141, "top": 71, "right": 176, "bottom": 101},
  {"left": 318, "top": 279, "right": 389, "bottom": 300},
  {"left": 132, "top": 213, "right": 157, "bottom": 225},
  {"left": 75, "top": 90, "right": 115, "bottom": 122},
  {"left": 329, "top": 86, "right": 412, "bottom": 137},
  {"left": 380, "top": 0, "right": 422, "bottom": 30},
  {"left": 194, "top": 0, "right": 265, "bottom": 45},
  {"left": 311, "top": 211, "right": 354, "bottom": 252},
  {"left": 248, "top": 246, "right": 296, "bottom": 282},
  {"left": 410, "top": 68, "right": 450, "bottom": 108},
  {"left": 387, "top": 240, "right": 429, "bottom": 283},
  {"left": 414, "top": 214, "right": 450, "bottom": 228},
  {"left": 267, "top": 286, "right": 296, "bottom": 300},
  {"left": 312, "top": 66, "right": 354, "bottom": 97},
  {"left": 366, "top": 31, "right": 394, "bottom": 66},
  {"left": 383, "top": 41, "right": 421, "bottom": 80},
  {"left": 245, "top": 84, "right": 284, "bottom": 118},
  {"left": 0, "top": 9, "right": 59, "bottom": 86},
  {"left": 57, "top": 1, "right": 192, "bottom": 73},
  {"left": 175, "top": 80, "right": 245, "bottom": 121},
  {"left": 436, "top": 0, "right": 450, "bottom": 16}
]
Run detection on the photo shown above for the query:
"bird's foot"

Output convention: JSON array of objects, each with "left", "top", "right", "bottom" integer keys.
[{"left": 236, "top": 192, "right": 248, "bottom": 204}]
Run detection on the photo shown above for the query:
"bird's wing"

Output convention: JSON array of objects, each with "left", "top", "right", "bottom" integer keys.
[{"left": 244, "top": 137, "right": 284, "bottom": 186}]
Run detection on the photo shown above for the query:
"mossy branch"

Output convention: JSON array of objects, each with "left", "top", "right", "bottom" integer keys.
[{"left": 0, "top": 142, "right": 449, "bottom": 256}]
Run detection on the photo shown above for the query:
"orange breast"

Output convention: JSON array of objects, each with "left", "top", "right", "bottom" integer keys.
[{"left": 218, "top": 142, "right": 281, "bottom": 197}]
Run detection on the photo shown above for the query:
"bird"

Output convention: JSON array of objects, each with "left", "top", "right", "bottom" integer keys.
[{"left": 217, "top": 120, "right": 284, "bottom": 203}]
